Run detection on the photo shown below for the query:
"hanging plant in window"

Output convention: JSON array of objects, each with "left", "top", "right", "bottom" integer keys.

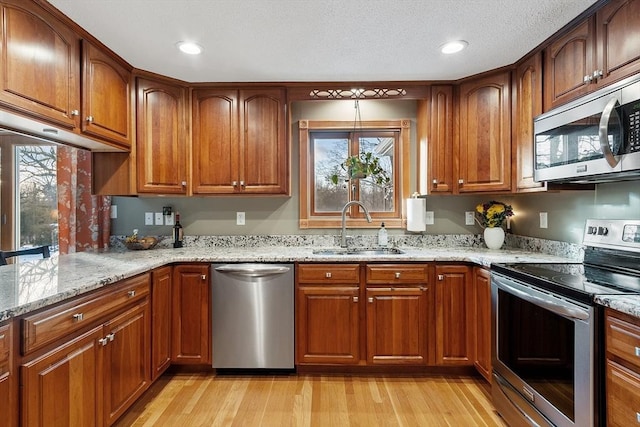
[{"left": 329, "top": 151, "right": 391, "bottom": 187}]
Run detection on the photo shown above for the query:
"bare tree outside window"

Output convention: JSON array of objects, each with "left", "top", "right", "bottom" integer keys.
[{"left": 16, "top": 145, "right": 58, "bottom": 252}]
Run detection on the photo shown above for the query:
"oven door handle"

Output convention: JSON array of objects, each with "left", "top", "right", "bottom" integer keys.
[{"left": 497, "top": 279, "right": 590, "bottom": 321}]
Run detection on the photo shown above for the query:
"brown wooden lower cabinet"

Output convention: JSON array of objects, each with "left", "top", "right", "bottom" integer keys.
[
  {"left": 20, "top": 273, "right": 151, "bottom": 427},
  {"left": 0, "top": 321, "right": 17, "bottom": 427},
  {"left": 435, "top": 264, "right": 474, "bottom": 366},
  {"left": 296, "top": 286, "right": 360, "bottom": 364},
  {"left": 365, "top": 286, "right": 430, "bottom": 365},
  {"left": 151, "top": 266, "right": 172, "bottom": 380},
  {"left": 473, "top": 267, "right": 492, "bottom": 380},
  {"left": 172, "top": 264, "right": 211, "bottom": 364},
  {"left": 605, "top": 308, "right": 640, "bottom": 426}
]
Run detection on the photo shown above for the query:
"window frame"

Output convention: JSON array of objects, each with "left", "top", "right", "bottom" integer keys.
[{"left": 299, "top": 119, "right": 411, "bottom": 229}]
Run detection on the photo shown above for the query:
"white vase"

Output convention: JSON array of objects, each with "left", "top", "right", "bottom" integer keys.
[{"left": 483, "top": 227, "right": 505, "bottom": 250}]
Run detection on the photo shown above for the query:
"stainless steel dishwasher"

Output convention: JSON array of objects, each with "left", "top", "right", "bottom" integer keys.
[{"left": 211, "top": 263, "right": 294, "bottom": 369}]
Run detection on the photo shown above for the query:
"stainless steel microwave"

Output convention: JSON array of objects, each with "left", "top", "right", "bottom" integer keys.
[{"left": 534, "top": 75, "right": 640, "bottom": 183}]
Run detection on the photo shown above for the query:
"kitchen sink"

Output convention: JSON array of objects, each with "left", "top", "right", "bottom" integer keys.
[{"left": 312, "top": 248, "right": 404, "bottom": 256}]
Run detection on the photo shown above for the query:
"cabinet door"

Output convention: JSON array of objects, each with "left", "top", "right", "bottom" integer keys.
[
  {"left": 435, "top": 265, "right": 474, "bottom": 365},
  {"left": 21, "top": 327, "right": 103, "bottom": 427},
  {"left": 457, "top": 71, "right": 511, "bottom": 193},
  {"left": 136, "top": 77, "right": 188, "bottom": 194},
  {"left": 426, "top": 85, "right": 454, "bottom": 194},
  {"left": 81, "top": 40, "right": 132, "bottom": 147},
  {"left": 0, "top": 322, "right": 17, "bottom": 427},
  {"left": 172, "top": 264, "right": 211, "bottom": 364},
  {"left": 606, "top": 360, "right": 640, "bottom": 427},
  {"left": 596, "top": 0, "right": 640, "bottom": 87},
  {"left": 514, "top": 52, "right": 545, "bottom": 192},
  {"left": 192, "top": 89, "right": 239, "bottom": 194},
  {"left": 543, "top": 19, "right": 595, "bottom": 110},
  {"left": 296, "top": 286, "right": 360, "bottom": 364},
  {"left": 0, "top": 0, "right": 80, "bottom": 129},
  {"left": 151, "top": 266, "right": 172, "bottom": 380},
  {"left": 473, "top": 267, "right": 492, "bottom": 381},
  {"left": 103, "top": 302, "right": 150, "bottom": 426},
  {"left": 365, "top": 287, "right": 429, "bottom": 365},
  {"left": 238, "top": 88, "right": 288, "bottom": 194}
]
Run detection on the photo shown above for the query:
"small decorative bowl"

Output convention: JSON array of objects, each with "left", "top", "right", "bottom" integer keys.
[{"left": 124, "top": 236, "right": 158, "bottom": 250}]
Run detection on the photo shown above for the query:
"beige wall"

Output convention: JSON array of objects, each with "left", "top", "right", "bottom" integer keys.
[{"left": 111, "top": 100, "right": 640, "bottom": 244}]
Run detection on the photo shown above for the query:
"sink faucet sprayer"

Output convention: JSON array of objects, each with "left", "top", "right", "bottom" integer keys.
[{"left": 340, "top": 200, "right": 372, "bottom": 247}]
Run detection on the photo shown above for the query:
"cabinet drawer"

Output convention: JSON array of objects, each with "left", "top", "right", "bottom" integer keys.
[
  {"left": 366, "top": 264, "right": 430, "bottom": 284},
  {"left": 0, "top": 322, "right": 10, "bottom": 376},
  {"left": 606, "top": 310, "right": 640, "bottom": 371},
  {"left": 22, "top": 273, "right": 150, "bottom": 355},
  {"left": 297, "top": 264, "right": 360, "bottom": 284},
  {"left": 606, "top": 360, "right": 640, "bottom": 427}
]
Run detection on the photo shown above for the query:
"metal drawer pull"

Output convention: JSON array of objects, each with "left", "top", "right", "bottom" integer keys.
[
  {"left": 635, "top": 346, "right": 640, "bottom": 357},
  {"left": 0, "top": 334, "right": 4, "bottom": 340},
  {"left": 395, "top": 272, "right": 401, "bottom": 279},
  {"left": 636, "top": 412, "right": 640, "bottom": 423},
  {"left": 86, "top": 115, "right": 94, "bottom": 123},
  {"left": 70, "top": 109, "right": 79, "bottom": 116},
  {"left": 325, "top": 272, "right": 332, "bottom": 278},
  {"left": 98, "top": 337, "right": 109, "bottom": 346},
  {"left": 368, "top": 297, "right": 373, "bottom": 303},
  {"left": 353, "top": 296, "right": 358, "bottom": 303},
  {"left": 201, "top": 275, "right": 207, "bottom": 280},
  {"left": 127, "top": 290, "right": 136, "bottom": 297},
  {"left": 73, "top": 313, "right": 84, "bottom": 322},
  {"left": 437, "top": 274, "right": 444, "bottom": 281},
  {"left": 432, "top": 179, "right": 437, "bottom": 184},
  {"left": 107, "top": 333, "right": 115, "bottom": 342}
]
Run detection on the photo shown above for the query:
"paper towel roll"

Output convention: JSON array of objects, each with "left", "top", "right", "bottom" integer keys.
[{"left": 406, "top": 198, "right": 426, "bottom": 232}]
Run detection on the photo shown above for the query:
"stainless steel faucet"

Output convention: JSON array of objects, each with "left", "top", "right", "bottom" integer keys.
[{"left": 340, "top": 200, "right": 372, "bottom": 247}]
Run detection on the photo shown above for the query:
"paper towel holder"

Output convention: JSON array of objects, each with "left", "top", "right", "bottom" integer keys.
[{"left": 406, "top": 193, "right": 427, "bottom": 232}]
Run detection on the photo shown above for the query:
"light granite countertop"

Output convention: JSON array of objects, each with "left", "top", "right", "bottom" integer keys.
[
  {"left": 0, "top": 245, "right": 578, "bottom": 322},
  {"left": 594, "top": 295, "right": 640, "bottom": 318}
]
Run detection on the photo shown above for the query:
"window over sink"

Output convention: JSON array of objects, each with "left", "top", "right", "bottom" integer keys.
[{"left": 298, "top": 119, "right": 410, "bottom": 229}]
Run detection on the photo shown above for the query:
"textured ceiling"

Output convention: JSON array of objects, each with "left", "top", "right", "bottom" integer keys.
[{"left": 47, "top": 0, "right": 599, "bottom": 83}]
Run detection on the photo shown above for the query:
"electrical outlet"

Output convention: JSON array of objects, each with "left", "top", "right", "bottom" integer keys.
[
  {"left": 154, "top": 212, "right": 163, "bottom": 225},
  {"left": 465, "top": 211, "right": 475, "bottom": 225},
  {"left": 144, "top": 212, "right": 153, "bottom": 225},
  {"left": 236, "top": 212, "right": 246, "bottom": 226},
  {"left": 425, "top": 211, "right": 434, "bottom": 225},
  {"left": 165, "top": 212, "right": 175, "bottom": 226},
  {"left": 540, "top": 212, "right": 548, "bottom": 229},
  {"left": 110, "top": 205, "right": 117, "bottom": 219}
]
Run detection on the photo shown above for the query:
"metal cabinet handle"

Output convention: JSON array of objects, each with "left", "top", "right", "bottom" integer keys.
[
  {"left": 0, "top": 334, "right": 5, "bottom": 340},
  {"left": 201, "top": 274, "right": 207, "bottom": 280},
  {"left": 353, "top": 296, "right": 358, "bottom": 303},
  {"left": 73, "top": 313, "right": 84, "bottom": 322},
  {"left": 584, "top": 75, "right": 593, "bottom": 83},
  {"left": 181, "top": 181, "right": 187, "bottom": 187},
  {"left": 432, "top": 179, "right": 437, "bottom": 185},
  {"left": 636, "top": 412, "right": 640, "bottom": 423},
  {"left": 240, "top": 180, "right": 245, "bottom": 187},
  {"left": 598, "top": 97, "right": 622, "bottom": 168},
  {"left": 232, "top": 181, "right": 238, "bottom": 187},
  {"left": 368, "top": 297, "right": 373, "bottom": 303},
  {"left": 70, "top": 109, "right": 79, "bottom": 116},
  {"left": 107, "top": 333, "right": 115, "bottom": 342},
  {"left": 98, "top": 337, "right": 109, "bottom": 346},
  {"left": 457, "top": 179, "right": 464, "bottom": 184},
  {"left": 394, "top": 272, "right": 401, "bottom": 279},
  {"left": 593, "top": 69, "right": 603, "bottom": 79},
  {"left": 635, "top": 346, "right": 640, "bottom": 357},
  {"left": 86, "top": 115, "right": 94, "bottom": 123},
  {"left": 325, "top": 272, "right": 332, "bottom": 278},
  {"left": 437, "top": 274, "right": 444, "bottom": 281},
  {"left": 420, "top": 286, "right": 426, "bottom": 291},
  {"left": 127, "top": 290, "right": 136, "bottom": 297}
]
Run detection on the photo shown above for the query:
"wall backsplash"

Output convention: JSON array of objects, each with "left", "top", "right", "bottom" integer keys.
[{"left": 110, "top": 100, "right": 640, "bottom": 246}]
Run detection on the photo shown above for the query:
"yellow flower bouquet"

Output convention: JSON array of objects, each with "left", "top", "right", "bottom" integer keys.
[{"left": 475, "top": 201, "right": 514, "bottom": 228}]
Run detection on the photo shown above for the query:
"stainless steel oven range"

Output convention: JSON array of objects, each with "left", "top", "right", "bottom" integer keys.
[{"left": 491, "top": 219, "right": 640, "bottom": 426}]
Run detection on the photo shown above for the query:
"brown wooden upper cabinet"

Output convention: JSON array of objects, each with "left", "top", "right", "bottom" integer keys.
[
  {"left": 81, "top": 40, "right": 133, "bottom": 148},
  {"left": 192, "top": 87, "right": 288, "bottom": 195},
  {"left": 136, "top": 77, "right": 188, "bottom": 194},
  {"left": 544, "top": 0, "right": 640, "bottom": 111},
  {"left": 423, "top": 85, "right": 454, "bottom": 194},
  {"left": 456, "top": 71, "right": 512, "bottom": 193},
  {"left": 0, "top": 0, "right": 132, "bottom": 149}
]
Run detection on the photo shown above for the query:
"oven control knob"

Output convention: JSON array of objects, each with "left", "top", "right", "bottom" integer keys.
[
  {"left": 588, "top": 226, "right": 598, "bottom": 235},
  {"left": 597, "top": 226, "right": 609, "bottom": 236}
]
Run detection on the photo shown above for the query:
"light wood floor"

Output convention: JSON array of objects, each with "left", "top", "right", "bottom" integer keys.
[{"left": 114, "top": 371, "right": 507, "bottom": 427}]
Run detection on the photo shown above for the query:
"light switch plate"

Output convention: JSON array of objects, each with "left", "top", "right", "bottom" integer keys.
[
  {"left": 236, "top": 212, "right": 246, "bottom": 226},
  {"left": 165, "top": 212, "right": 175, "bottom": 226},
  {"left": 425, "top": 211, "right": 434, "bottom": 225},
  {"left": 144, "top": 212, "right": 153, "bottom": 225},
  {"left": 465, "top": 211, "right": 475, "bottom": 225},
  {"left": 154, "top": 212, "right": 163, "bottom": 225}
]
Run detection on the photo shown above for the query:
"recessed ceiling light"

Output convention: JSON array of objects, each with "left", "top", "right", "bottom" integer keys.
[
  {"left": 440, "top": 40, "right": 468, "bottom": 54},
  {"left": 176, "top": 41, "right": 203, "bottom": 55}
]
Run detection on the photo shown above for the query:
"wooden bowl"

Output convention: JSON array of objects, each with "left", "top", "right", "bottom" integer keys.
[{"left": 124, "top": 236, "right": 158, "bottom": 250}]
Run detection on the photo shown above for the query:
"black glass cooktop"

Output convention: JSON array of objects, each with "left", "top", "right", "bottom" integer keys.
[{"left": 492, "top": 262, "right": 640, "bottom": 304}]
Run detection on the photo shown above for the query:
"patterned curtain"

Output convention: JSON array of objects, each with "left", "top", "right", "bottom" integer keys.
[{"left": 56, "top": 147, "right": 111, "bottom": 253}]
